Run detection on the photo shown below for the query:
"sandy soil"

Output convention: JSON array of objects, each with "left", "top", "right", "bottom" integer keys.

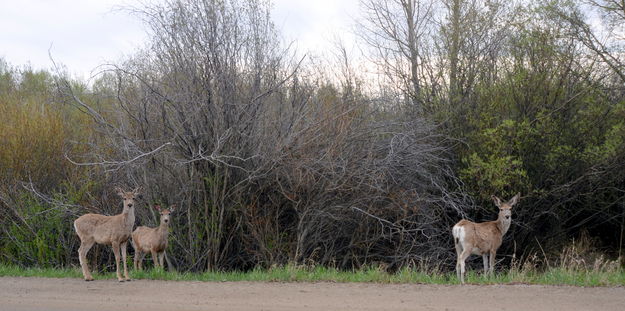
[{"left": 1, "top": 277, "right": 624, "bottom": 311}]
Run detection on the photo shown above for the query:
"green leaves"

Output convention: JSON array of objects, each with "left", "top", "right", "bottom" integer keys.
[
  {"left": 460, "top": 118, "right": 531, "bottom": 202},
  {"left": 461, "top": 153, "right": 529, "bottom": 202}
]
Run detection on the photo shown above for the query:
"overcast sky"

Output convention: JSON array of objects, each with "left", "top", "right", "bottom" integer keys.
[{"left": 0, "top": 0, "right": 360, "bottom": 80}]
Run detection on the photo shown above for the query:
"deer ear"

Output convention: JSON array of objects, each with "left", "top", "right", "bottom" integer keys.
[
  {"left": 491, "top": 195, "right": 503, "bottom": 208},
  {"left": 115, "top": 187, "right": 125, "bottom": 197},
  {"left": 133, "top": 186, "right": 142, "bottom": 196},
  {"left": 508, "top": 193, "right": 521, "bottom": 207},
  {"left": 169, "top": 205, "right": 176, "bottom": 213},
  {"left": 154, "top": 205, "right": 161, "bottom": 212}
]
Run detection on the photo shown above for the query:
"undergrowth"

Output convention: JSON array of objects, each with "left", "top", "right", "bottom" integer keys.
[
  {"left": 2, "top": 233, "right": 623, "bottom": 286},
  {"left": 1, "top": 264, "right": 623, "bottom": 286}
]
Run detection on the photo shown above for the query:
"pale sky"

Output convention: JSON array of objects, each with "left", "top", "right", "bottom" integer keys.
[{"left": 0, "top": 0, "right": 360, "bottom": 80}]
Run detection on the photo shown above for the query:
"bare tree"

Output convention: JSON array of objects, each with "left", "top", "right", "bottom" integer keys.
[
  {"left": 58, "top": 0, "right": 469, "bottom": 272},
  {"left": 357, "top": 0, "right": 438, "bottom": 112},
  {"left": 436, "top": 0, "right": 516, "bottom": 127},
  {"left": 552, "top": 0, "right": 625, "bottom": 83}
]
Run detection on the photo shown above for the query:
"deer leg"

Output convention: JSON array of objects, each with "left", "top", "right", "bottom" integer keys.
[
  {"left": 132, "top": 239, "right": 139, "bottom": 271},
  {"left": 482, "top": 253, "right": 489, "bottom": 274},
  {"left": 134, "top": 250, "right": 141, "bottom": 271},
  {"left": 459, "top": 248, "right": 472, "bottom": 284},
  {"left": 139, "top": 252, "right": 146, "bottom": 270},
  {"left": 121, "top": 241, "right": 130, "bottom": 281},
  {"left": 454, "top": 241, "right": 463, "bottom": 281},
  {"left": 158, "top": 251, "right": 165, "bottom": 269},
  {"left": 489, "top": 250, "right": 496, "bottom": 275},
  {"left": 151, "top": 250, "right": 159, "bottom": 269},
  {"left": 78, "top": 239, "right": 95, "bottom": 281},
  {"left": 111, "top": 242, "right": 123, "bottom": 282}
]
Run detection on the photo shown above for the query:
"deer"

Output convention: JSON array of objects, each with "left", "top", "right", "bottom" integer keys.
[
  {"left": 132, "top": 204, "right": 175, "bottom": 270},
  {"left": 73, "top": 187, "right": 141, "bottom": 282},
  {"left": 452, "top": 193, "right": 520, "bottom": 284}
]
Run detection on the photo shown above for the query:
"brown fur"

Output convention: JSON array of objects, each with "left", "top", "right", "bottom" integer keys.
[
  {"left": 452, "top": 193, "right": 520, "bottom": 284},
  {"left": 74, "top": 187, "right": 141, "bottom": 281},
  {"left": 132, "top": 205, "right": 175, "bottom": 270},
  {"left": 454, "top": 219, "right": 505, "bottom": 254}
]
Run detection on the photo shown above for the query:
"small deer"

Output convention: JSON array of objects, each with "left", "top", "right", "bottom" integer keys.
[
  {"left": 74, "top": 187, "right": 141, "bottom": 282},
  {"left": 132, "top": 204, "right": 175, "bottom": 270},
  {"left": 452, "top": 193, "right": 520, "bottom": 284}
]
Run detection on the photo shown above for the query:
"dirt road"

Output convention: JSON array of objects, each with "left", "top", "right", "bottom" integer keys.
[{"left": 1, "top": 276, "right": 624, "bottom": 311}]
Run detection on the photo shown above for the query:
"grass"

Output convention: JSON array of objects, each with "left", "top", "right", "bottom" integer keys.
[{"left": 1, "top": 264, "right": 624, "bottom": 286}]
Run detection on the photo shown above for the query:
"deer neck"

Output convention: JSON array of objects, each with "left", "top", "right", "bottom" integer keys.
[
  {"left": 121, "top": 206, "right": 135, "bottom": 231},
  {"left": 158, "top": 221, "right": 169, "bottom": 237},
  {"left": 496, "top": 213, "right": 511, "bottom": 236}
]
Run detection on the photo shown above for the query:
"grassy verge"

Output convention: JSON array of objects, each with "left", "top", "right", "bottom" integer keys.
[{"left": 1, "top": 264, "right": 624, "bottom": 286}]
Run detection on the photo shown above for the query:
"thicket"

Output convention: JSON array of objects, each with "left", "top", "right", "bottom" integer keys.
[{"left": 0, "top": 0, "right": 623, "bottom": 273}]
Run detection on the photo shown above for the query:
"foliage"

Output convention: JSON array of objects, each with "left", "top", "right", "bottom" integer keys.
[
  {"left": 0, "top": 0, "right": 624, "bottom": 275},
  {"left": 445, "top": 1, "right": 625, "bottom": 263},
  {"left": 1, "top": 259, "right": 623, "bottom": 286}
]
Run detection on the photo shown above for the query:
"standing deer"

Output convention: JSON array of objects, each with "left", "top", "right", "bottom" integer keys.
[
  {"left": 74, "top": 187, "right": 141, "bottom": 282},
  {"left": 132, "top": 204, "right": 175, "bottom": 270},
  {"left": 452, "top": 193, "right": 520, "bottom": 284}
]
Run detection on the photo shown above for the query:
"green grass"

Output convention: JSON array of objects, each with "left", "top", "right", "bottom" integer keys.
[{"left": 1, "top": 264, "right": 624, "bottom": 286}]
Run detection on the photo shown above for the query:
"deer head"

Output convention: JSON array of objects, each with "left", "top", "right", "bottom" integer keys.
[
  {"left": 154, "top": 204, "right": 175, "bottom": 225},
  {"left": 115, "top": 186, "right": 141, "bottom": 210},
  {"left": 491, "top": 193, "right": 520, "bottom": 222}
]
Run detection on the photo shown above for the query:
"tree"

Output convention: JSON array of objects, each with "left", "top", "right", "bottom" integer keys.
[
  {"left": 54, "top": 0, "right": 466, "bottom": 271},
  {"left": 358, "top": 0, "right": 438, "bottom": 112}
]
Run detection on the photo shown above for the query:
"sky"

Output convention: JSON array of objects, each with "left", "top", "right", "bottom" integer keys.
[
  {"left": 273, "top": 0, "right": 360, "bottom": 53},
  {"left": 0, "top": 0, "right": 360, "bottom": 81}
]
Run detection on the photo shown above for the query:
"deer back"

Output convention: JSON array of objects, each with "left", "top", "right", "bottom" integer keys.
[
  {"left": 74, "top": 213, "right": 133, "bottom": 245},
  {"left": 132, "top": 226, "right": 168, "bottom": 253},
  {"left": 454, "top": 219, "right": 503, "bottom": 254}
]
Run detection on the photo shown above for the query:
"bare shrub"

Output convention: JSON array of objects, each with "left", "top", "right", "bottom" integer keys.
[{"left": 53, "top": 0, "right": 469, "bottom": 271}]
